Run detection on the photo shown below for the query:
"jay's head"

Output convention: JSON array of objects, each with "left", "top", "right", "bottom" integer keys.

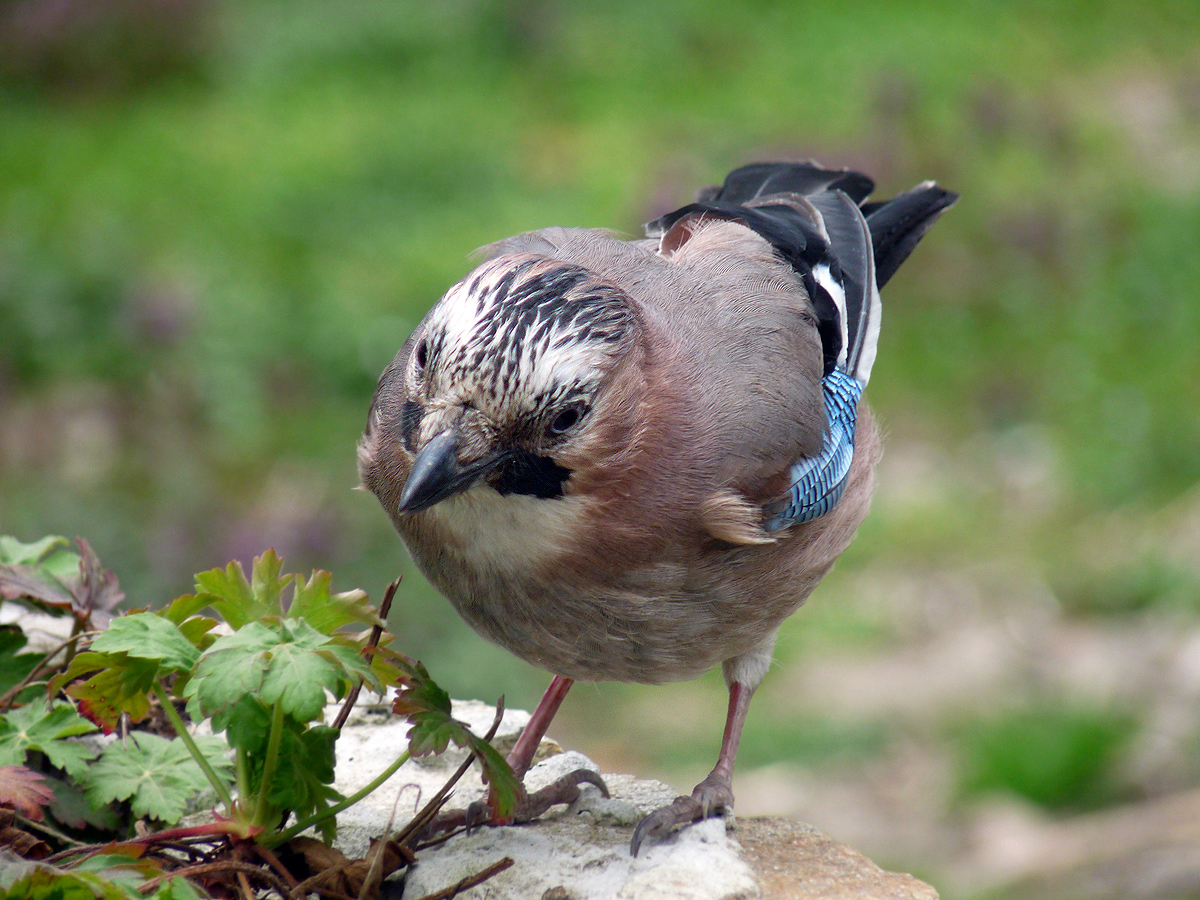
[{"left": 360, "top": 254, "right": 638, "bottom": 518}]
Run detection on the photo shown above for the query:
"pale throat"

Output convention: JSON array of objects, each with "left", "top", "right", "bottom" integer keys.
[{"left": 425, "top": 485, "right": 590, "bottom": 574}]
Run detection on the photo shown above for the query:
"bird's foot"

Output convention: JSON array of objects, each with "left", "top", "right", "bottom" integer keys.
[
  {"left": 419, "top": 767, "right": 608, "bottom": 842},
  {"left": 629, "top": 775, "right": 734, "bottom": 856}
]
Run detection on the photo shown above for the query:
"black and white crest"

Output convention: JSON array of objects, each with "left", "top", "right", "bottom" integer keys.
[{"left": 421, "top": 255, "right": 633, "bottom": 417}]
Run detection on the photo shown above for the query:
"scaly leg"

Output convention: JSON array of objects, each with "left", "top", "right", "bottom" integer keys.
[{"left": 629, "top": 679, "right": 755, "bottom": 856}]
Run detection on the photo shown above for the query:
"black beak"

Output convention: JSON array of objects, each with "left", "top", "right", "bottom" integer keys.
[{"left": 398, "top": 429, "right": 508, "bottom": 514}]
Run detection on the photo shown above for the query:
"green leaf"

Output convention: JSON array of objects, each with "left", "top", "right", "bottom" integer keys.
[
  {"left": 0, "top": 701, "right": 98, "bottom": 779},
  {"left": 220, "top": 695, "right": 271, "bottom": 752},
  {"left": 148, "top": 878, "right": 207, "bottom": 900},
  {"left": 0, "top": 535, "right": 70, "bottom": 567},
  {"left": 195, "top": 551, "right": 291, "bottom": 629},
  {"left": 66, "top": 665, "right": 155, "bottom": 732},
  {"left": 0, "top": 626, "right": 44, "bottom": 698},
  {"left": 261, "top": 721, "right": 341, "bottom": 841},
  {"left": 468, "top": 736, "right": 521, "bottom": 820},
  {"left": 392, "top": 657, "right": 452, "bottom": 719},
  {"left": 56, "top": 651, "right": 158, "bottom": 731},
  {"left": 404, "top": 715, "right": 455, "bottom": 757},
  {"left": 257, "top": 620, "right": 343, "bottom": 722},
  {"left": 90, "top": 613, "right": 199, "bottom": 673},
  {"left": 158, "top": 593, "right": 214, "bottom": 626},
  {"left": 181, "top": 623, "right": 276, "bottom": 719},
  {"left": 177, "top": 616, "right": 219, "bottom": 651},
  {"left": 84, "top": 732, "right": 232, "bottom": 824},
  {"left": 43, "top": 773, "right": 123, "bottom": 831},
  {"left": 3, "top": 868, "right": 134, "bottom": 900},
  {"left": 287, "top": 569, "right": 383, "bottom": 634},
  {"left": 187, "top": 619, "right": 377, "bottom": 724}
]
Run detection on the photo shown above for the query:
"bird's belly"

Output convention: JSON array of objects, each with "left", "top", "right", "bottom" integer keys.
[
  {"left": 432, "top": 564, "right": 743, "bottom": 684},
  {"left": 402, "top": 490, "right": 776, "bottom": 684},
  {"left": 403, "top": 487, "right": 806, "bottom": 681}
]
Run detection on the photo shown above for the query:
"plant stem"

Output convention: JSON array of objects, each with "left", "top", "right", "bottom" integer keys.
[
  {"left": 262, "top": 748, "right": 411, "bottom": 848},
  {"left": 236, "top": 745, "right": 251, "bottom": 802},
  {"left": 252, "top": 700, "right": 286, "bottom": 829},
  {"left": 152, "top": 680, "right": 235, "bottom": 814}
]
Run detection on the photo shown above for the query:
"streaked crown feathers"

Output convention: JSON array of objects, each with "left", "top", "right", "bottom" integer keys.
[{"left": 419, "top": 255, "right": 634, "bottom": 417}]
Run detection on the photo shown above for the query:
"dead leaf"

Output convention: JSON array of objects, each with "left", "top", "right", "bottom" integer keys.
[{"left": 0, "top": 766, "right": 55, "bottom": 821}]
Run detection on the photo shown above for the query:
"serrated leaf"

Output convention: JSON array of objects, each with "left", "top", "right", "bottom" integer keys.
[
  {"left": 391, "top": 657, "right": 452, "bottom": 718},
  {"left": 0, "top": 702, "right": 98, "bottom": 779},
  {"left": 388, "top": 658, "right": 517, "bottom": 813},
  {"left": 84, "top": 732, "right": 232, "bottom": 824},
  {"left": 188, "top": 620, "right": 374, "bottom": 724},
  {"left": 287, "top": 570, "right": 382, "bottom": 634},
  {"left": 55, "top": 649, "right": 160, "bottom": 732},
  {"left": 49, "top": 650, "right": 115, "bottom": 694},
  {"left": 269, "top": 724, "right": 338, "bottom": 805},
  {"left": 181, "top": 623, "right": 276, "bottom": 719},
  {"left": 43, "top": 773, "right": 122, "bottom": 831},
  {"left": 158, "top": 593, "right": 213, "bottom": 626},
  {"left": 195, "top": 551, "right": 291, "bottom": 629},
  {"left": 90, "top": 614, "right": 199, "bottom": 673},
  {"left": 262, "top": 722, "right": 341, "bottom": 840},
  {"left": 405, "top": 716, "right": 456, "bottom": 757},
  {"left": 257, "top": 620, "right": 343, "bottom": 721},
  {"left": 0, "top": 765, "right": 56, "bottom": 820},
  {"left": 177, "top": 616, "right": 219, "bottom": 651},
  {"left": 66, "top": 665, "right": 154, "bottom": 732}
]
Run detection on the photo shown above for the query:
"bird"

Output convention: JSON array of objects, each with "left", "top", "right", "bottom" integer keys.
[{"left": 359, "top": 161, "right": 956, "bottom": 854}]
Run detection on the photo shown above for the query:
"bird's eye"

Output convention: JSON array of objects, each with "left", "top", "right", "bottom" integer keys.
[
  {"left": 547, "top": 401, "right": 588, "bottom": 437},
  {"left": 414, "top": 339, "right": 428, "bottom": 371}
]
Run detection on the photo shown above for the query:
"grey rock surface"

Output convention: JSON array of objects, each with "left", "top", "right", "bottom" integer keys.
[{"left": 331, "top": 700, "right": 937, "bottom": 899}]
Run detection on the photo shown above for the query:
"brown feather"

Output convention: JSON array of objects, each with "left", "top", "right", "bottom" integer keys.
[{"left": 699, "top": 489, "right": 776, "bottom": 546}]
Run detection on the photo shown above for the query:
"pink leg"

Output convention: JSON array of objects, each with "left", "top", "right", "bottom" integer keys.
[
  {"left": 507, "top": 674, "right": 574, "bottom": 777},
  {"left": 630, "top": 679, "right": 756, "bottom": 856},
  {"left": 484, "top": 674, "right": 606, "bottom": 826},
  {"left": 707, "top": 680, "right": 754, "bottom": 787}
]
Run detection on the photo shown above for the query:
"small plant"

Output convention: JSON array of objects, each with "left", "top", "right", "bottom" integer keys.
[{"left": 0, "top": 536, "right": 520, "bottom": 899}]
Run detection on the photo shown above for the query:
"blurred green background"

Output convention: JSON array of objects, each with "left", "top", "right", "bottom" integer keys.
[{"left": 2, "top": 0, "right": 1199, "bottom": 895}]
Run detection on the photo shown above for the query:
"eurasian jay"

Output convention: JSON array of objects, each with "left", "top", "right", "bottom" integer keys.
[{"left": 359, "top": 161, "right": 956, "bottom": 854}]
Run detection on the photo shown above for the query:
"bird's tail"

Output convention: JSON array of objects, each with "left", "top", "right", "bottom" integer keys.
[
  {"left": 861, "top": 182, "right": 959, "bottom": 290},
  {"left": 647, "top": 161, "right": 957, "bottom": 387}
]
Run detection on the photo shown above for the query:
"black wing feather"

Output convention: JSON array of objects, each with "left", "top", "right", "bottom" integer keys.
[
  {"left": 647, "top": 162, "right": 956, "bottom": 380},
  {"left": 865, "top": 182, "right": 959, "bottom": 288}
]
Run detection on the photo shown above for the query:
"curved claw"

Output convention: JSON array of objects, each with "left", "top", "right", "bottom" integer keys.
[
  {"left": 630, "top": 796, "right": 702, "bottom": 856},
  {"left": 516, "top": 768, "right": 609, "bottom": 822},
  {"left": 420, "top": 767, "right": 609, "bottom": 840},
  {"left": 463, "top": 798, "right": 493, "bottom": 831},
  {"left": 630, "top": 778, "right": 734, "bottom": 856}
]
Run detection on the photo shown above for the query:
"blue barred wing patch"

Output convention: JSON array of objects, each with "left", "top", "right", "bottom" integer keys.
[{"left": 762, "top": 368, "right": 863, "bottom": 532}]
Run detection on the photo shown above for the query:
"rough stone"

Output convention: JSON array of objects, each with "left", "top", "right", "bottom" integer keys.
[{"left": 330, "top": 700, "right": 938, "bottom": 899}]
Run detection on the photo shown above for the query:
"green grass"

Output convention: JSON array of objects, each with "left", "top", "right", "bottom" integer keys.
[{"left": 954, "top": 700, "right": 1139, "bottom": 811}]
